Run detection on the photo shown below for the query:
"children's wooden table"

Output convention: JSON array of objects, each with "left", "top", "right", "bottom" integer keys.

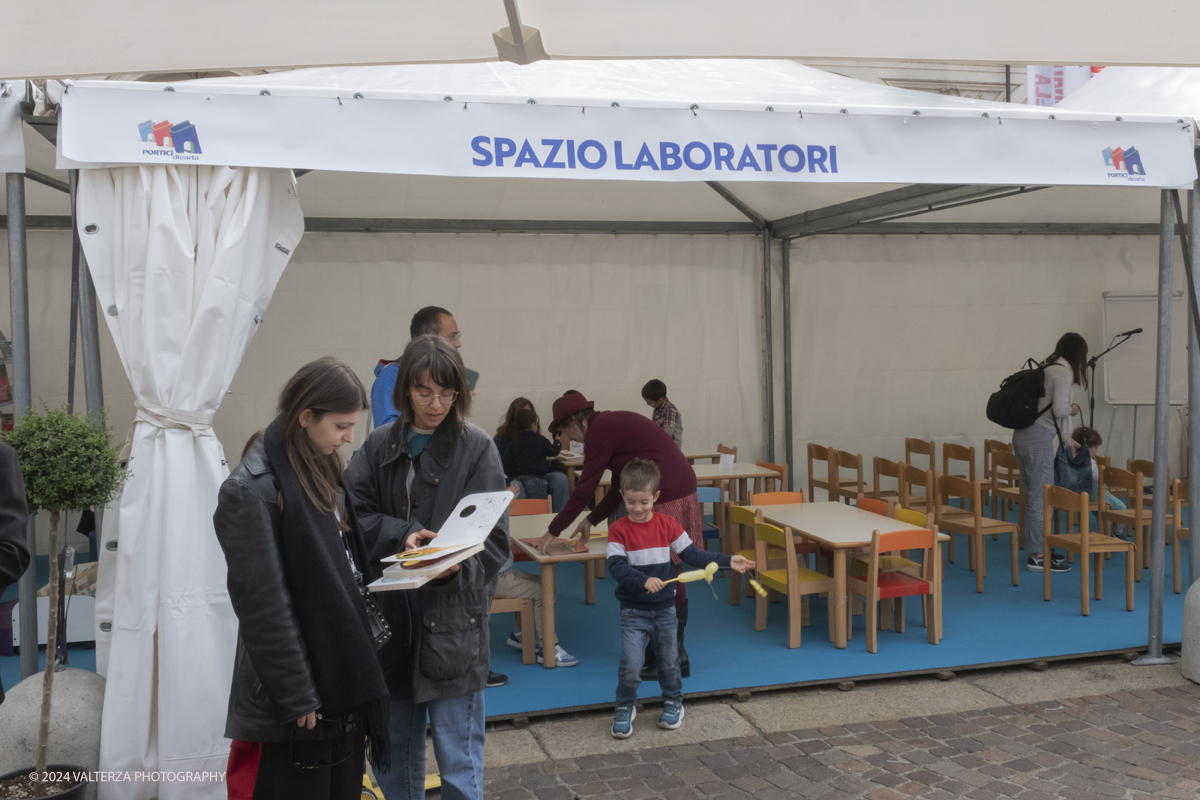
[
  {"left": 509, "top": 511, "right": 609, "bottom": 669},
  {"left": 737, "top": 501, "right": 947, "bottom": 649}
]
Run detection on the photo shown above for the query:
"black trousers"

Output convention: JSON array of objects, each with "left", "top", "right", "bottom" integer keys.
[{"left": 252, "top": 732, "right": 364, "bottom": 800}]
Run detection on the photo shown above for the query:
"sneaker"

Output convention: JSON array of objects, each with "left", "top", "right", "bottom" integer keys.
[
  {"left": 659, "top": 702, "right": 685, "bottom": 730},
  {"left": 486, "top": 671, "right": 508, "bottom": 688},
  {"left": 611, "top": 705, "right": 636, "bottom": 738},
  {"left": 506, "top": 631, "right": 523, "bottom": 649},
  {"left": 1026, "top": 554, "right": 1071, "bottom": 573},
  {"left": 536, "top": 644, "right": 579, "bottom": 668}
]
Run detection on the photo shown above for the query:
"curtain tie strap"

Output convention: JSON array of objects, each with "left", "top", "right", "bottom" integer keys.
[{"left": 133, "top": 400, "right": 215, "bottom": 436}]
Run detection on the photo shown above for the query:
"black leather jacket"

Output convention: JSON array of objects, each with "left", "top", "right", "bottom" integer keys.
[{"left": 212, "top": 437, "right": 320, "bottom": 742}]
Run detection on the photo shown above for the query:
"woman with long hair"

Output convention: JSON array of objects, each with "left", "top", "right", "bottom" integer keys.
[
  {"left": 1013, "top": 332, "right": 1088, "bottom": 574},
  {"left": 494, "top": 397, "right": 570, "bottom": 512},
  {"left": 214, "top": 357, "right": 390, "bottom": 799},
  {"left": 345, "top": 335, "right": 509, "bottom": 800}
]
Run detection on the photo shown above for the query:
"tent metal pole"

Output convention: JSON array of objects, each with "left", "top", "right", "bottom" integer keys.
[
  {"left": 781, "top": 238, "right": 794, "bottom": 491},
  {"left": 1134, "top": 190, "right": 1175, "bottom": 666},
  {"left": 762, "top": 228, "right": 774, "bottom": 463},
  {"left": 71, "top": 171, "right": 105, "bottom": 424},
  {"left": 1190, "top": 166, "right": 1200, "bottom": 589},
  {"left": 7, "top": 172, "right": 37, "bottom": 680}
]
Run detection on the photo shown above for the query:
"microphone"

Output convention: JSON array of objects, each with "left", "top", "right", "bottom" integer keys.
[{"left": 1118, "top": 328, "right": 1143, "bottom": 336}]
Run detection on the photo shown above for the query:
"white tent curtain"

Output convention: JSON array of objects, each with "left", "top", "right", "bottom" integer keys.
[{"left": 77, "top": 165, "right": 303, "bottom": 799}]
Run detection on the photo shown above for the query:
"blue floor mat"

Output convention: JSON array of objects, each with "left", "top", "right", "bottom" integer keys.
[{"left": 482, "top": 524, "right": 1188, "bottom": 718}]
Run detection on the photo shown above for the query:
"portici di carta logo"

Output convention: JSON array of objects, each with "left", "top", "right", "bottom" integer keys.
[
  {"left": 1103, "top": 146, "right": 1145, "bottom": 181},
  {"left": 138, "top": 119, "right": 202, "bottom": 160}
]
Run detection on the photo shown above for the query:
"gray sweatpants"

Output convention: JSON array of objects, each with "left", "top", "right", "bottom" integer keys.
[{"left": 1012, "top": 422, "right": 1056, "bottom": 556}]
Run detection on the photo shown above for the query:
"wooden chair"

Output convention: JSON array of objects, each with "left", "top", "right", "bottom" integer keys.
[
  {"left": 752, "top": 516, "right": 837, "bottom": 648},
  {"left": 728, "top": 504, "right": 790, "bottom": 604},
  {"left": 1099, "top": 466, "right": 1156, "bottom": 578},
  {"left": 846, "top": 526, "right": 941, "bottom": 653},
  {"left": 1043, "top": 484, "right": 1135, "bottom": 616},
  {"left": 872, "top": 456, "right": 900, "bottom": 501},
  {"left": 943, "top": 443, "right": 976, "bottom": 481},
  {"left": 831, "top": 450, "right": 865, "bottom": 504},
  {"left": 511, "top": 498, "right": 552, "bottom": 515},
  {"left": 755, "top": 460, "right": 788, "bottom": 495},
  {"left": 508, "top": 497, "right": 552, "bottom": 563},
  {"left": 905, "top": 438, "right": 936, "bottom": 472},
  {"left": 807, "top": 443, "right": 837, "bottom": 502},
  {"left": 1128, "top": 458, "right": 1165, "bottom": 503},
  {"left": 1172, "top": 479, "right": 1192, "bottom": 594},
  {"left": 982, "top": 440, "right": 1012, "bottom": 485},
  {"left": 697, "top": 483, "right": 728, "bottom": 554},
  {"left": 855, "top": 495, "right": 894, "bottom": 517},
  {"left": 718, "top": 443, "right": 738, "bottom": 461},
  {"left": 936, "top": 475, "right": 1020, "bottom": 593},
  {"left": 989, "top": 449, "right": 1024, "bottom": 549},
  {"left": 489, "top": 597, "right": 536, "bottom": 664},
  {"left": 899, "top": 463, "right": 934, "bottom": 515}
]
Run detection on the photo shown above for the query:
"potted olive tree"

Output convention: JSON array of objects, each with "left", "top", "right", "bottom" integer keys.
[{"left": 0, "top": 406, "right": 125, "bottom": 799}]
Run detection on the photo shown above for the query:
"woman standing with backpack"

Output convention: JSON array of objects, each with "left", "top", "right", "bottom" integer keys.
[{"left": 1013, "top": 332, "right": 1087, "bottom": 574}]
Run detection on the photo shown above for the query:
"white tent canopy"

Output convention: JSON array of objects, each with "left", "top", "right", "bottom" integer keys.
[
  {"left": 59, "top": 61, "right": 1197, "bottom": 187},
  {"left": 4, "top": 60, "right": 1199, "bottom": 799},
  {"left": 12, "top": 1, "right": 1200, "bottom": 79}
]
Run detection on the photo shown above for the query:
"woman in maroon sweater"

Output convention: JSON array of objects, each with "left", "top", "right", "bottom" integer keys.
[{"left": 537, "top": 391, "right": 701, "bottom": 676}]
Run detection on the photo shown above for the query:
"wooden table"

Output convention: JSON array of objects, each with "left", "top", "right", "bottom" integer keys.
[
  {"left": 693, "top": 463, "right": 782, "bottom": 504},
  {"left": 509, "top": 512, "right": 609, "bottom": 669},
  {"left": 739, "top": 501, "right": 946, "bottom": 649}
]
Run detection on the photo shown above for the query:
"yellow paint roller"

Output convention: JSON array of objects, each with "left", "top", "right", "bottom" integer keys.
[{"left": 661, "top": 562, "right": 720, "bottom": 586}]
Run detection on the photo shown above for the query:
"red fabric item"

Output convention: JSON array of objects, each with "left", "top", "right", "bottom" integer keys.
[
  {"left": 548, "top": 410, "right": 697, "bottom": 536},
  {"left": 226, "top": 740, "right": 262, "bottom": 800},
  {"left": 549, "top": 392, "right": 596, "bottom": 435}
]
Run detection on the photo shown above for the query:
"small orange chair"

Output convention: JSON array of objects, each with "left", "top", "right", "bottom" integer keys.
[{"left": 847, "top": 526, "right": 941, "bottom": 653}]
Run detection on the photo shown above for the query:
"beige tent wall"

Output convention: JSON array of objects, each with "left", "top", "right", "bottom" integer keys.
[
  {"left": 0, "top": 229, "right": 768, "bottom": 550},
  {"left": 783, "top": 234, "right": 1189, "bottom": 497},
  {"left": 227, "top": 231, "right": 768, "bottom": 468}
]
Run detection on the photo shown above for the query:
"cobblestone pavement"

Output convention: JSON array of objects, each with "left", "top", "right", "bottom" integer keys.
[{"left": 481, "top": 682, "right": 1200, "bottom": 800}]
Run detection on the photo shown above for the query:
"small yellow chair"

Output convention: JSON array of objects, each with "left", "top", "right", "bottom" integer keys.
[{"left": 752, "top": 515, "right": 836, "bottom": 648}]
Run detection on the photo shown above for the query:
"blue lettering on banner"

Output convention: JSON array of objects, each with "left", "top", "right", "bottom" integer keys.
[
  {"left": 660, "top": 142, "right": 682, "bottom": 170},
  {"left": 714, "top": 143, "right": 735, "bottom": 171},
  {"left": 633, "top": 143, "right": 659, "bottom": 170},
  {"left": 468, "top": 137, "right": 840, "bottom": 176},
  {"left": 541, "top": 139, "right": 566, "bottom": 168},
  {"left": 736, "top": 145, "right": 762, "bottom": 172},
  {"left": 614, "top": 141, "right": 636, "bottom": 170},
  {"left": 807, "top": 145, "right": 828, "bottom": 173},
  {"left": 683, "top": 142, "right": 713, "bottom": 170},
  {"left": 779, "top": 144, "right": 805, "bottom": 172},
  {"left": 756, "top": 144, "right": 778, "bottom": 171},
  {"left": 495, "top": 137, "right": 517, "bottom": 166},
  {"left": 514, "top": 139, "right": 542, "bottom": 168},
  {"left": 578, "top": 140, "right": 607, "bottom": 169},
  {"left": 471, "top": 136, "right": 493, "bottom": 166}
]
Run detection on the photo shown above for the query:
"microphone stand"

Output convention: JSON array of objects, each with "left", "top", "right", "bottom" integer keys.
[{"left": 1087, "top": 332, "right": 1139, "bottom": 430}]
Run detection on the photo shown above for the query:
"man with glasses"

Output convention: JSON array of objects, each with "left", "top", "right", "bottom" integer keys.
[{"left": 371, "top": 306, "right": 463, "bottom": 430}]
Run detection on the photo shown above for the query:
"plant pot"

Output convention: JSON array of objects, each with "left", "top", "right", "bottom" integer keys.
[{"left": 0, "top": 765, "right": 89, "bottom": 799}]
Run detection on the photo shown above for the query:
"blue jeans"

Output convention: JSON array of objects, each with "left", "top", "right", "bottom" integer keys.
[
  {"left": 617, "top": 606, "right": 682, "bottom": 706},
  {"left": 376, "top": 691, "right": 485, "bottom": 800},
  {"left": 516, "top": 472, "right": 570, "bottom": 513}
]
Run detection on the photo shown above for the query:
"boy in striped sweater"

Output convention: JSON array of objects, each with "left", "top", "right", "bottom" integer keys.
[{"left": 606, "top": 459, "right": 754, "bottom": 738}]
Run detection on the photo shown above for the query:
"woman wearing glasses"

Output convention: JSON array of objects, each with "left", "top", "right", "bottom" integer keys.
[{"left": 345, "top": 334, "right": 509, "bottom": 800}]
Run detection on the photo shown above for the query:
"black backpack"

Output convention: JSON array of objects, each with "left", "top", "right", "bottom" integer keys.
[{"left": 986, "top": 359, "right": 1050, "bottom": 430}]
